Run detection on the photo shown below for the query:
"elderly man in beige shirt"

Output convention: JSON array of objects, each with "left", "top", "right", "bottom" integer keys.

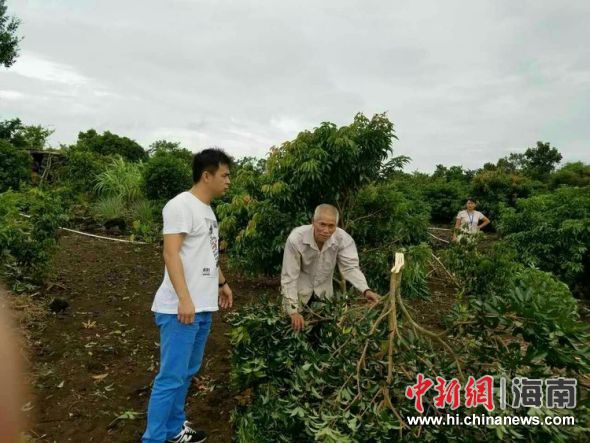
[{"left": 281, "top": 204, "right": 380, "bottom": 331}]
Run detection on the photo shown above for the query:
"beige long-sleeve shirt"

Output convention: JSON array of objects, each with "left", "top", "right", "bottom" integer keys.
[{"left": 281, "top": 225, "right": 370, "bottom": 315}]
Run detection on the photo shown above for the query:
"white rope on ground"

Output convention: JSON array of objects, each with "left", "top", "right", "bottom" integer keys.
[
  {"left": 19, "top": 213, "right": 149, "bottom": 245},
  {"left": 428, "top": 227, "right": 452, "bottom": 231},
  {"left": 428, "top": 232, "right": 450, "bottom": 244},
  {"left": 59, "top": 227, "right": 148, "bottom": 244}
]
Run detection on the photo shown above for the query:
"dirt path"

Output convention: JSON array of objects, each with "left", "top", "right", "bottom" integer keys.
[{"left": 22, "top": 233, "right": 257, "bottom": 443}]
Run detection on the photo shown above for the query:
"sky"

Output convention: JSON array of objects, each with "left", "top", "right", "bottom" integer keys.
[{"left": 1, "top": 0, "right": 589, "bottom": 172}]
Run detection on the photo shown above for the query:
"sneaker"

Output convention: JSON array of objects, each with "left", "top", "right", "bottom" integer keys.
[{"left": 166, "top": 421, "right": 207, "bottom": 443}]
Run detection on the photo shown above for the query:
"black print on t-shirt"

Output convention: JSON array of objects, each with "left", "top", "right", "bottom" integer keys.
[{"left": 205, "top": 218, "right": 219, "bottom": 267}]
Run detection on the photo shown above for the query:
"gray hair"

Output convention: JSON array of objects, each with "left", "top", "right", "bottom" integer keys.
[{"left": 313, "top": 204, "right": 339, "bottom": 224}]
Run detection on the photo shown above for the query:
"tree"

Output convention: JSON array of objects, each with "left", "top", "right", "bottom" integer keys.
[
  {"left": 20, "top": 125, "right": 54, "bottom": 150},
  {"left": 0, "top": 139, "right": 31, "bottom": 192},
  {"left": 522, "top": 141, "right": 562, "bottom": 180},
  {"left": 147, "top": 139, "right": 193, "bottom": 163},
  {"left": 0, "top": 118, "right": 26, "bottom": 147},
  {"left": 75, "top": 129, "right": 147, "bottom": 162},
  {"left": 218, "top": 113, "right": 407, "bottom": 275},
  {"left": 0, "top": 0, "right": 20, "bottom": 67},
  {"left": 0, "top": 119, "right": 54, "bottom": 150},
  {"left": 377, "top": 154, "right": 410, "bottom": 179}
]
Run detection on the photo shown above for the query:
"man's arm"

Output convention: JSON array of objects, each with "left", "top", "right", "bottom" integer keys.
[
  {"left": 337, "top": 237, "right": 378, "bottom": 302},
  {"left": 163, "top": 233, "right": 195, "bottom": 324},
  {"left": 281, "top": 237, "right": 305, "bottom": 330},
  {"left": 218, "top": 267, "right": 233, "bottom": 309}
]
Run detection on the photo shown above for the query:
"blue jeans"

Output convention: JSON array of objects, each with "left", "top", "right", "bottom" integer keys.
[{"left": 142, "top": 312, "right": 212, "bottom": 443}]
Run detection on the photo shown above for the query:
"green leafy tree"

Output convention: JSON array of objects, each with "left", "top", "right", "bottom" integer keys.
[
  {"left": 0, "top": 118, "right": 26, "bottom": 147},
  {"left": 0, "top": 0, "right": 20, "bottom": 68},
  {"left": 0, "top": 139, "right": 31, "bottom": 192},
  {"left": 522, "top": 141, "right": 562, "bottom": 180},
  {"left": 0, "top": 119, "right": 54, "bottom": 150},
  {"left": 19, "top": 125, "right": 54, "bottom": 150},
  {"left": 377, "top": 154, "right": 410, "bottom": 179},
  {"left": 74, "top": 129, "right": 147, "bottom": 162},
  {"left": 218, "top": 113, "right": 399, "bottom": 275},
  {"left": 147, "top": 140, "right": 193, "bottom": 163}
]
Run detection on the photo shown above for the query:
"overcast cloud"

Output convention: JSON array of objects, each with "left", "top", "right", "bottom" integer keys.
[{"left": 1, "top": 0, "right": 588, "bottom": 171}]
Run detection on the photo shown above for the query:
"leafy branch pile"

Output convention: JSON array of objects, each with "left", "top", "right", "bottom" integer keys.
[{"left": 228, "top": 246, "right": 590, "bottom": 442}]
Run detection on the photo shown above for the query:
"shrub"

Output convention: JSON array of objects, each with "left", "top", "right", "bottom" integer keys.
[
  {"left": 57, "top": 149, "right": 109, "bottom": 194},
  {"left": 422, "top": 179, "right": 471, "bottom": 223},
  {"left": 0, "top": 139, "right": 31, "bottom": 192},
  {"left": 142, "top": 152, "right": 192, "bottom": 201},
  {"left": 447, "top": 266, "right": 589, "bottom": 374},
  {"left": 443, "top": 240, "right": 518, "bottom": 298},
  {"left": 549, "top": 162, "right": 590, "bottom": 189},
  {"left": 0, "top": 189, "right": 67, "bottom": 290},
  {"left": 470, "top": 169, "right": 541, "bottom": 222},
  {"left": 498, "top": 187, "right": 590, "bottom": 297}
]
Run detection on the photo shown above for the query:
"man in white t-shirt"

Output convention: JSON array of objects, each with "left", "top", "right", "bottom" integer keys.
[
  {"left": 452, "top": 197, "right": 490, "bottom": 241},
  {"left": 142, "top": 149, "right": 233, "bottom": 443}
]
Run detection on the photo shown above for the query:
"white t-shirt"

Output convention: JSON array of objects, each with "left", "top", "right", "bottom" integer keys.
[
  {"left": 456, "top": 210, "right": 484, "bottom": 234},
  {"left": 151, "top": 192, "right": 219, "bottom": 314}
]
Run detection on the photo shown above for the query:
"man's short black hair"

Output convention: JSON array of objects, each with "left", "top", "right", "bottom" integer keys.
[
  {"left": 466, "top": 196, "right": 476, "bottom": 203},
  {"left": 192, "top": 148, "right": 232, "bottom": 183}
]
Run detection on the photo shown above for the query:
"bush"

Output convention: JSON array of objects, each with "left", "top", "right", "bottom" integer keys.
[
  {"left": 0, "top": 139, "right": 31, "bottom": 192},
  {"left": 0, "top": 189, "right": 67, "bottom": 291},
  {"left": 447, "top": 265, "right": 589, "bottom": 374},
  {"left": 470, "top": 169, "right": 542, "bottom": 223},
  {"left": 498, "top": 187, "right": 590, "bottom": 297},
  {"left": 444, "top": 240, "right": 518, "bottom": 298},
  {"left": 58, "top": 149, "right": 109, "bottom": 194},
  {"left": 549, "top": 162, "right": 590, "bottom": 189},
  {"left": 421, "top": 166, "right": 473, "bottom": 223},
  {"left": 142, "top": 152, "right": 192, "bottom": 201}
]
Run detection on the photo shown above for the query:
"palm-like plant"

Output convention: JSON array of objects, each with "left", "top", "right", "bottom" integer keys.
[{"left": 94, "top": 156, "right": 143, "bottom": 202}]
